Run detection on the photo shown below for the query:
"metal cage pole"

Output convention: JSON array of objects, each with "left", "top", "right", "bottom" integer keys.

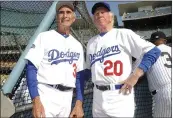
[{"left": 2, "top": 1, "right": 59, "bottom": 94}]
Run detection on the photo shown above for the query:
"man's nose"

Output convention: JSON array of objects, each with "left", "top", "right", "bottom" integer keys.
[
  {"left": 97, "top": 12, "right": 103, "bottom": 17},
  {"left": 63, "top": 13, "right": 67, "bottom": 17},
  {"left": 63, "top": 12, "right": 69, "bottom": 17}
]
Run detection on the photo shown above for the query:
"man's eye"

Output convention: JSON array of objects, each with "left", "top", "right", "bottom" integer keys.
[
  {"left": 58, "top": 11, "right": 64, "bottom": 14},
  {"left": 66, "top": 11, "right": 72, "bottom": 14},
  {"left": 95, "top": 12, "right": 99, "bottom": 15},
  {"left": 57, "top": 11, "right": 72, "bottom": 14}
]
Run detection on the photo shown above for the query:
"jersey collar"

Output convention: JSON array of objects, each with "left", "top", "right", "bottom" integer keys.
[
  {"left": 60, "top": 33, "right": 69, "bottom": 38},
  {"left": 99, "top": 32, "right": 107, "bottom": 37}
]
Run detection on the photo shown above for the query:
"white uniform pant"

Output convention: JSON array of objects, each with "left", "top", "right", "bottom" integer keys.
[
  {"left": 37, "top": 83, "right": 73, "bottom": 117},
  {"left": 152, "top": 84, "right": 171, "bottom": 117},
  {"left": 92, "top": 87, "right": 135, "bottom": 117}
]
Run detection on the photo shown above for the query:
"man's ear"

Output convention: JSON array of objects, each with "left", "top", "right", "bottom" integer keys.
[
  {"left": 73, "top": 16, "right": 76, "bottom": 22},
  {"left": 73, "top": 13, "right": 76, "bottom": 22},
  {"left": 164, "top": 39, "right": 167, "bottom": 44}
]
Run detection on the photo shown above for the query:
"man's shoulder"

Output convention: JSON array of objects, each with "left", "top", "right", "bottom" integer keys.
[
  {"left": 158, "top": 44, "right": 171, "bottom": 50},
  {"left": 113, "top": 28, "right": 133, "bottom": 33},
  {"left": 90, "top": 34, "right": 99, "bottom": 39},
  {"left": 158, "top": 44, "right": 171, "bottom": 55},
  {"left": 88, "top": 35, "right": 99, "bottom": 44},
  {"left": 111, "top": 28, "right": 136, "bottom": 38},
  {"left": 70, "top": 35, "right": 83, "bottom": 48},
  {"left": 39, "top": 30, "right": 56, "bottom": 36}
]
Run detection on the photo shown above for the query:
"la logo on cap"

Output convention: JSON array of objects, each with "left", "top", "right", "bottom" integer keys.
[{"left": 155, "top": 36, "right": 159, "bottom": 38}]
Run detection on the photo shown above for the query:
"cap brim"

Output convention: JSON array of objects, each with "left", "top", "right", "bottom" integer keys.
[
  {"left": 92, "top": 3, "right": 110, "bottom": 14},
  {"left": 150, "top": 37, "right": 166, "bottom": 43},
  {"left": 56, "top": 2, "right": 74, "bottom": 11}
]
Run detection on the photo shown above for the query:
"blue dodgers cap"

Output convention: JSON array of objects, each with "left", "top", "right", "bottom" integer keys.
[{"left": 92, "top": 2, "right": 111, "bottom": 14}]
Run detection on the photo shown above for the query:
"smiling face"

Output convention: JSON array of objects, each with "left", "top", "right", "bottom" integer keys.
[
  {"left": 93, "top": 7, "right": 113, "bottom": 29},
  {"left": 56, "top": 6, "right": 76, "bottom": 28}
]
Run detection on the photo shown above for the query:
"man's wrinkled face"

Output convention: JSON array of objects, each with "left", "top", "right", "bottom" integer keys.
[
  {"left": 93, "top": 7, "right": 112, "bottom": 28},
  {"left": 56, "top": 6, "right": 75, "bottom": 27}
]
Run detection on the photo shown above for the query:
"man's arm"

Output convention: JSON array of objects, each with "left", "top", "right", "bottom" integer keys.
[
  {"left": 70, "top": 69, "right": 91, "bottom": 117},
  {"left": 26, "top": 60, "right": 45, "bottom": 117},
  {"left": 133, "top": 46, "right": 161, "bottom": 78},
  {"left": 138, "top": 46, "right": 161, "bottom": 73},
  {"left": 70, "top": 70, "right": 85, "bottom": 118},
  {"left": 75, "top": 69, "right": 91, "bottom": 102},
  {"left": 120, "top": 47, "right": 161, "bottom": 94},
  {"left": 26, "top": 60, "right": 39, "bottom": 99}
]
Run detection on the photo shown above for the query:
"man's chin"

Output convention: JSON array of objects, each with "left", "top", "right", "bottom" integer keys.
[
  {"left": 62, "top": 23, "right": 71, "bottom": 26},
  {"left": 97, "top": 24, "right": 107, "bottom": 29},
  {"left": 96, "top": 22, "right": 106, "bottom": 27}
]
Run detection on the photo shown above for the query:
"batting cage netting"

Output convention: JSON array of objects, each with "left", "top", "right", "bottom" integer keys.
[{"left": 1, "top": 1, "right": 171, "bottom": 118}]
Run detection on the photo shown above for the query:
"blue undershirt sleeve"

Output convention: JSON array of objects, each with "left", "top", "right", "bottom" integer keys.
[
  {"left": 76, "top": 69, "right": 91, "bottom": 102},
  {"left": 138, "top": 46, "right": 161, "bottom": 72},
  {"left": 26, "top": 60, "right": 39, "bottom": 100}
]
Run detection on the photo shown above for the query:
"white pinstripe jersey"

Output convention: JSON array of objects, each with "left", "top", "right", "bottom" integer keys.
[
  {"left": 147, "top": 44, "right": 171, "bottom": 91},
  {"left": 133, "top": 44, "right": 171, "bottom": 91}
]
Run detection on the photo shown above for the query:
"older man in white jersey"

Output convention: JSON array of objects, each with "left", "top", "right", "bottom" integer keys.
[
  {"left": 25, "top": 2, "right": 85, "bottom": 117},
  {"left": 148, "top": 31, "right": 171, "bottom": 117},
  {"left": 70, "top": 2, "right": 161, "bottom": 117}
]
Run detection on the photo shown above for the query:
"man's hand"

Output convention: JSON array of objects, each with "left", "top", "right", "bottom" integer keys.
[
  {"left": 70, "top": 100, "right": 84, "bottom": 118},
  {"left": 119, "top": 67, "right": 144, "bottom": 95},
  {"left": 32, "top": 96, "right": 45, "bottom": 118}
]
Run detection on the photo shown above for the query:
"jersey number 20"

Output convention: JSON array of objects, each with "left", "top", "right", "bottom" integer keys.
[{"left": 104, "top": 60, "right": 123, "bottom": 76}]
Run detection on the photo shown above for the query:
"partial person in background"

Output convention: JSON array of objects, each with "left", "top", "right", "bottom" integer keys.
[
  {"left": 71, "top": 2, "right": 161, "bottom": 117},
  {"left": 133, "top": 31, "right": 171, "bottom": 117},
  {"left": 147, "top": 31, "right": 171, "bottom": 117},
  {"left": 25, "top": 2, "right": 85, "bottom": 117}
]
